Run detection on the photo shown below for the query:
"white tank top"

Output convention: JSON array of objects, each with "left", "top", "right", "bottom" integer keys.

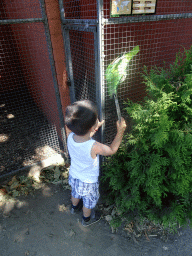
[{"left": 67, "top": 132, "right": 99, "bottom": 183}]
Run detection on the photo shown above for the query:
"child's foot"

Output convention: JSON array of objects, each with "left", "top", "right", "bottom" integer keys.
[
  {"left": 71, "top": 199, "right": 83, "bottom": 214},
  {"left": 81, "top": 210, "right": 101, "bottom": 227}
]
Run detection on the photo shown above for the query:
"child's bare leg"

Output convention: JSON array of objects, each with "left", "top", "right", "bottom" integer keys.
[
  {"left": 83, "top": 206, "right": 91, "bottom": 217},
  {"left": 71, "top": 196, "right": 80, "bottom": 206},
  {"left": 82, "top": 205, "right": 100, "bottom": 226}
]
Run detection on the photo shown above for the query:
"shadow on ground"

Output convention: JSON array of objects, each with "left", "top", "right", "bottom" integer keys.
[{"left": 0, "top": 89, "right": 62, "bottom": 179}]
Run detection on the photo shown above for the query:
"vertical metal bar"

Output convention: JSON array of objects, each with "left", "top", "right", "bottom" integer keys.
[
  {"left": 94, "top": 29, "right": 101, "bottom": 143},
  {"left": 39, "top": 0, "right": 68, "bottom": 155},
  {"left": 58, "top": 0, "right": 65, "bottom": 23},
  {"left": 97, "top": 0, "right": 105, "bottom": 144},
  {"left": 58, "top": 0, "right": 76, "bottom": 103},
  {"left": 63, "top": 28, "right": 76, "bottom": 103},
  {"left": 94, "top": 30, "right": 100, "bottom": 111}
]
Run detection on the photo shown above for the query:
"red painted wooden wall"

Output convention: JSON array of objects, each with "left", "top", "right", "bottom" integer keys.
[{"left": 1, "top": 0, "right": 70, "bottom": 139}]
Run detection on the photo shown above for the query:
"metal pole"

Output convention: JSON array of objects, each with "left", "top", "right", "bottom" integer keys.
[
  {"left": 0, "top": 18, "right": 43, "bottom": 25},
  {"left": 58, "top": 0, "right": 76, "bottom": 103},
  {"left": 61, "top": 19, "right": 98, "bottom": 25},
  {"left": 103, "top": 13, "right": 192, "bottom": 25},
  {"left": 97, "top": 0, "right": 105, "bottom": 145}
]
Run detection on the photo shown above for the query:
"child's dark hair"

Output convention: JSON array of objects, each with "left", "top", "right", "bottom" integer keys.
[{"left": 65, "top": 100, "right": 98, "bottom": 136}]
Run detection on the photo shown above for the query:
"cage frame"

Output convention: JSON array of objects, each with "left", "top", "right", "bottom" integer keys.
[
  {"left": 0, "top": 0, "right": 67, "bottom": 179},
  {"left": 59, "top": 0, "right": 192, "bottom": 145}
]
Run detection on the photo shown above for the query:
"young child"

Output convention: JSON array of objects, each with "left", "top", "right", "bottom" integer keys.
[{"left": 65, "top": 100, "right": 126, "bottom": 227}]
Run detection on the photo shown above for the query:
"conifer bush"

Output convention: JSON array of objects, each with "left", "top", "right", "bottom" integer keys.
[{"left": 102, "top": 47, "right": 192, "bottom": 229}]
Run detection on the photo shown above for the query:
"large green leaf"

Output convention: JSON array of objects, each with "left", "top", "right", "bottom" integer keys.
[{"left": 106, "top": 45, "right": 140, "bottom": 97}]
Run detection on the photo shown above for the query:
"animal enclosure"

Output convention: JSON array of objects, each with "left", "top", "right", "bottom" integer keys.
[
  {"left": 0, "top": 0, "right": 191, "bottom": 178},
  {"left": 60, "top": 0, "right": 192, "bottom": 144},
  {"left": 0, "top": 0, "right": 67, "bottom": 178}
]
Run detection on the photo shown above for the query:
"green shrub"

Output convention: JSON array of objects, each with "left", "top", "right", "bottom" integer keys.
[{"left": 101, "top": 47, "right": 192, "bottom": 229}]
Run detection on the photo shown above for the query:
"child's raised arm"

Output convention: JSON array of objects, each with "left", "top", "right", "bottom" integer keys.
[{"left": 91, "top": 118, "right": 126, "bottom": 158}]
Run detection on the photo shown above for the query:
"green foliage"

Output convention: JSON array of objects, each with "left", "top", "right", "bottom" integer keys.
[
  {"left": 105, "top": 45, "right": 140, "bottom": 97},
  {"left": 101, "top": 46, "right": 192, "bottom": 229}
]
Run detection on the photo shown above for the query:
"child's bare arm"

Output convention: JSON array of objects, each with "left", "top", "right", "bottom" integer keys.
[{"left": 91, "top": 118, "right": 126, "bottom": 157}]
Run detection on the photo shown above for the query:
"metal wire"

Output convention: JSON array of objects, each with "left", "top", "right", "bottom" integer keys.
[
  {"left": 0, "top": 1, "right": 66, "bottom": 178},
  {"left": 69, "top": 29, "right": 97, "bottom": 102},
  {"left": 103, "top": 0, "right": 192, "bottom": 19},
  {"left": 104, "top": 13, "right": 192, "bottom": 25},
  {"left": 101, "top": 1, "right": 192, "bottom": 144},
  {"left": 62, "top": 0, "right": 97, "bottom": 20},
  {"left": 61, "top": 0, "right": 192, "bottom": 146},
  {"left": 0, "top": 1, "right": 42, "bottom": 20},
  {"left": 103, "top": 17, "right": 192, "bottom": 143}
]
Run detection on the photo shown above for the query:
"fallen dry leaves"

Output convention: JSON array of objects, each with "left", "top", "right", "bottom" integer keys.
[
  {"left": 0, "top": 164, "right": 180, "bottom": 243},
  {"left": 99, "top": 202, "right": 173, "bottom": 243},
  {"left": 0, "top": 164, "right": 70, "bottom": 199}
]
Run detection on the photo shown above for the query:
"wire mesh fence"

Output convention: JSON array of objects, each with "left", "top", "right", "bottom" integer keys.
[
  {"left": 61, "top": 0, "right": 192, "bottom": 145},
  {"left": 102, "top": 0, "right": 192, "bottom": 19},
  {"left": 68, "top": 29, "right": 97, "bottom": 102},
  {"left": 103, "top": 17, "right": 192, "bottom": 143},
  {"left": 0, "top": 1, "right": 65, "bottom": 178},
  {"left": 63, "top": 0, "right": 97, "bottom": 19},
  {"left": 62, "top": 25, "right": 100, "bottom": 141},
  {"left": 0, "top": 0, "right": 42, "bottom": 20}
]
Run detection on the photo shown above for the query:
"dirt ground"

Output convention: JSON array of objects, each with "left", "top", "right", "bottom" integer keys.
[{"left": 1, "top": 179, "right": 192, "bottom": 256}]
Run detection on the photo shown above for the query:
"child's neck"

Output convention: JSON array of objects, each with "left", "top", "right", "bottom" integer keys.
[{"left": 73, "top": 132, "right": 91, "bottom": 143}]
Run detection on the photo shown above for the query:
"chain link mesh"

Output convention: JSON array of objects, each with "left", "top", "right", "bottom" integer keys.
[
  {"left": 63, "top": 0, "right": 97, "bottom": 19},
  {"left": 0, "top": 1, "right": 42, "bottom": 20},
  {"left": 69, "top": 29, "right": 96, "bottom": 102},
  {"left": 102, "top": 1, "right": 192, "bottom": 144},
  {"left": 62, "top": 0, "right": 192, "bottom": 145},
  {"left": 0, "top": 2, "right": 64, "bottom": 177},
  {"left": 103, "top": 0, "right": 192, "bottom": 19}
]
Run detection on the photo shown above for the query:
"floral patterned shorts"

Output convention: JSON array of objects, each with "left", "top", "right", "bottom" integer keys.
[{"left": 69, "top": 175, "right": 100, "bottom": 209}]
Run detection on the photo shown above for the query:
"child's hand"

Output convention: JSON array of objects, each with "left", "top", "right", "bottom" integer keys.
[
  {"left": 95, "top": 120, "right": 105, "bottom": 132},
  {"left": 116, "top": 118, "right": 126, "bottom": 134},
  {"left": 90, "top": 119, "right": 105, "bottom": 137}
]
